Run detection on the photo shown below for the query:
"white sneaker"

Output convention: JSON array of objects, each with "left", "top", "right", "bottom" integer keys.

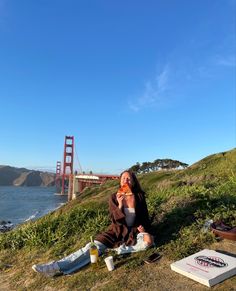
[{"left": 32, "top": 261, "right": 61, "bottom": 277}]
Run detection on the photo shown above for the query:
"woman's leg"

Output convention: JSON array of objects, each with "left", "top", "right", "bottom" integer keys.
[
  {"left": 114, "top": 232, "right": 154, "bottom": 255},
  {"left": 58, "top": 240, "right": 107, "bottom": 274},
  {"left": 32, "top": 240, "right": 107, "bottom": 276}
]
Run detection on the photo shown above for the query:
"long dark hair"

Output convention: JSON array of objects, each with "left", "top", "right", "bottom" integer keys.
[{"left": 120, "top": 170, "right": 145, "bottom": 195}]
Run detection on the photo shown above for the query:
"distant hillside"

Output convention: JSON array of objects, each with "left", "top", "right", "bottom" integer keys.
[{"left": 0, "top": 165, "right": 55, "bottom": 186}]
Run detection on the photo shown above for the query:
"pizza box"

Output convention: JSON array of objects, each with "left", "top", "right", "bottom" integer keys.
[{"left": 170, "top": 249, "right": 236, "bottom": 287}]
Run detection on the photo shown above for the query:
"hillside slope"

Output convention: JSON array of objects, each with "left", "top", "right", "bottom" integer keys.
[
  {"left": 0, "top": 165, "right": 55, "bottom": 186},
  {"left": 137, "top": 148, "right": 236, "bottom": 191},
  {"left": 182, "top": 148, "right": 236, "bottom": 177},
  {"left": 0, "top": 148, "right": 235, "bottom": 290}
]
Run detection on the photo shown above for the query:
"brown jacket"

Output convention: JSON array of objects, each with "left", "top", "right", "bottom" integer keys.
[{"left": 96, "top": 191, "right": 151, "bottom": 248}]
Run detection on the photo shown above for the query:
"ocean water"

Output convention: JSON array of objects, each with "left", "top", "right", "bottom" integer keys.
[{"left": 0, "top": 186, "right": 68, "bottom": 226}]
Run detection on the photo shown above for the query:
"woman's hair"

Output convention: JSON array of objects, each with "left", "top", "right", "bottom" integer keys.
[{"left": 120, "top": 170, "right": 145, "bottom": 195}]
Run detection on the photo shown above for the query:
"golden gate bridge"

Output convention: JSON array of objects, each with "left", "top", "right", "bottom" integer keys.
[{"left": 55, "top": 136, "right": 119, "bottom": 201}]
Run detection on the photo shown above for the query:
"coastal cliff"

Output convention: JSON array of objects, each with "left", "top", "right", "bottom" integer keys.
[{"left": 0, "top": 165, "right": 55, "bottom": 186}]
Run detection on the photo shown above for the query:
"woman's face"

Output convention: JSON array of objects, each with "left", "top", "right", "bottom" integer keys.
[{"left": 120, "top": 172, "right": 132, "bottom": 187}]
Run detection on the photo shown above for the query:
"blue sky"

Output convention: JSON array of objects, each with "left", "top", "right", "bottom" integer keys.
[{"left": 0, "top": 0, "right": 235, "bottom": 174}]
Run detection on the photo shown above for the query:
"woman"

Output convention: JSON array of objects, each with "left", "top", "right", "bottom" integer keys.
[{"left": 32, "top": 170, "right": 153, "bottom": 276}]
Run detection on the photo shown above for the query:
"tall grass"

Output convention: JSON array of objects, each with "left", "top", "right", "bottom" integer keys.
[
  {"left": 153, "top": 178, "right": 236, "bottom": 259},
  {"left": 0, "top": 202, "right": 109, "bottom": 251}
]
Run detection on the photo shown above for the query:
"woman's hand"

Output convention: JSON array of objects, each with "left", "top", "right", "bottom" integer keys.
[
  {"left": 137, "top": 225, "right": 145, "bottom": 233},
  {"left": 116, "top": 192, "right": 125, "bottom": 209}
]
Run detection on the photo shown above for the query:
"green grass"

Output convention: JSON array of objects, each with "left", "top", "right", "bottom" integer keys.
[{"left": 0, "top": 202, "right": 110, "bottom": 253}]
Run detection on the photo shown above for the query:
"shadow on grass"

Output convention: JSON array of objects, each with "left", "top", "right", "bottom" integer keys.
[{"left": 151, "top": 193, "right": 236, "bottom": 248}]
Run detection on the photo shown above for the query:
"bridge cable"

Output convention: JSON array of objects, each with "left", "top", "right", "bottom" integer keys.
[{"left": 74, "top": 142, "right": 83, "bottom": 173}]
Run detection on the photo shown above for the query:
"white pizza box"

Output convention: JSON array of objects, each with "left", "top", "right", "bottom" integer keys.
[{"left": 170, "top": 249, "right": 236, "bottom": 287}]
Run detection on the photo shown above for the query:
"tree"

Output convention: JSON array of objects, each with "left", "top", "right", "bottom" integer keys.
[
  {"left": 129, "top": 162, "right": 141, "bottom": 174},
  {"left": 129, "top": 158, "right": 188, "bottom": 173}
]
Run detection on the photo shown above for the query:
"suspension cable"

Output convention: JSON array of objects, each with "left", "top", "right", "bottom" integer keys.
[{"left": 74, "top": 142, "right": 83, "bottom": 173}]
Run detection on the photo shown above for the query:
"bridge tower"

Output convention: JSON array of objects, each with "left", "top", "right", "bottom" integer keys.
[
  {"left": 55, "top": 161, "right": 61, "bottom": 191},
  {"left": 61, "top": 136, "right": 74, "bottom": 196}
]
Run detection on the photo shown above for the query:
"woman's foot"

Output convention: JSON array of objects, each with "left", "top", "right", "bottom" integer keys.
[{"left": 32, "top": 261, "right": 61, "bottom": 277}]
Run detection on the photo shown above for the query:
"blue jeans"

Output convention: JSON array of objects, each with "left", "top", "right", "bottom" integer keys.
[
  {"left": 57, "top": 233, "right": 151, "bottom": 274},
  {"left": 57, "top": 240, "right": 107, "bottom": 274}
]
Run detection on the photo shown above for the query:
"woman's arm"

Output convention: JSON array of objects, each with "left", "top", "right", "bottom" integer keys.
[
  {"left": 136, "top": 194, "right": 151, "bottom": 232},
  {"left": 108, "top": 193, "right": 126, "bottom": 224}
]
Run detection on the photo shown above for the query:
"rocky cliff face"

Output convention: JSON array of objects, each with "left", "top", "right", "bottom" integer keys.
[{"left": 0, "top": 165, "right": 55, "bottom": 186}]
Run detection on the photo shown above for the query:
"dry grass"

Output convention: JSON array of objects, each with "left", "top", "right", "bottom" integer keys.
[{"left": 0, "top": 240, "right": 235, "bottom": 290}]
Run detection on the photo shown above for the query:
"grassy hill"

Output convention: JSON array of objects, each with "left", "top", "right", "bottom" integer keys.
[{"left": 0, "top": 149, "right": 235, "bottom": 290}]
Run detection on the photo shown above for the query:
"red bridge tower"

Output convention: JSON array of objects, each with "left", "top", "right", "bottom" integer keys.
[
  {"left": 61, "top": 136, "right": 74, "bottom": 195},
  {"left": 55, "top": 161, "right": 61, "bottom": 191}
]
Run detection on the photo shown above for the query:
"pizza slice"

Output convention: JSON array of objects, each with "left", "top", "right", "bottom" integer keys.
[{"left": 118, "top": 183, "right": 133, "bottom": 196}]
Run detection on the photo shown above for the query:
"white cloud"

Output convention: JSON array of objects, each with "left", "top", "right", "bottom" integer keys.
[
  {"left": 129, "top": 64, "right": 170, "bottom": 112},
  {"left": 156, "top": 66, "right": 168, "bottom": 92},
  {"left": 216, "top": 55, "right": 236, "bottom": 67}
]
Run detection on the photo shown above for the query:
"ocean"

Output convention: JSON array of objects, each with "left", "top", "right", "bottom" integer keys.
[{"left": 0, "top": 186, "right": 68, "bottom": 228}]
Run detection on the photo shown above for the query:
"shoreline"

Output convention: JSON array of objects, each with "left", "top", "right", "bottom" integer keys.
[
  {"left": 0, "top": 221, "right": 14, "bottom": 233},
  {"left": 0, "top": 201, "right": 67, "bottom": 234}
]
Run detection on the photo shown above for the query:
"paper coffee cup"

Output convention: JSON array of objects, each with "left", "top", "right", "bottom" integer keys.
[{"left": 104, "top": 256, "right": 115, "bottom": 271}]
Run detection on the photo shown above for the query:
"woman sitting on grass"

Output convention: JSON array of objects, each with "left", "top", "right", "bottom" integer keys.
[{"left": 32, "top": 170, "right": 154, "bottom": 276}]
